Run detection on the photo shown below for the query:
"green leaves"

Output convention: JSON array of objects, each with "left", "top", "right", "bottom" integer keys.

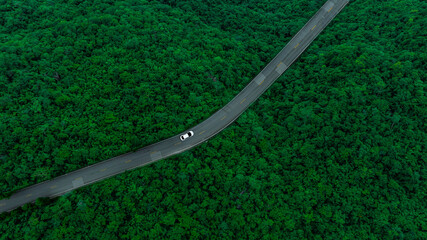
[
  {"left": 0, "top": 0, "right": 425, "bottom": 239},
  {"left": 103, "top": 111, "right": 117, "bottom": 124}
]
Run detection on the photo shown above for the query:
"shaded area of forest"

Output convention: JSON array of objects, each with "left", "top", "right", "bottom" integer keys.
[{"left": 0, "top": 0, "right": 426, "bottom": 239}]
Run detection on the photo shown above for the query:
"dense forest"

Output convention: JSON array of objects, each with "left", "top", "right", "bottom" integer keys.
[{"left": 0, "top": 0, "right": 426, "bottom": 238}]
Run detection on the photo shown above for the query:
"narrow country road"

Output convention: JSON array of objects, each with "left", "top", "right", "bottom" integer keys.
[{"left": 0, "top": 0, "right": 349, "bottom": 213}]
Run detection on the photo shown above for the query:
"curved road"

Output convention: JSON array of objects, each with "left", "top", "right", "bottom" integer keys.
[{"left": 0, "top": 0, "right": 349, "bottom": 213}]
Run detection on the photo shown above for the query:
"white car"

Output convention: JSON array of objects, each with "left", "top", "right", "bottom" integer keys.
[{"left": 180, "top": 131, "right": 194, "bottom": 141}]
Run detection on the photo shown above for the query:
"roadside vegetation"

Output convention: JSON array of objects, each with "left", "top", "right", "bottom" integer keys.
[{"left": 0, "top": 0, "right": 425, "bottom": 239}]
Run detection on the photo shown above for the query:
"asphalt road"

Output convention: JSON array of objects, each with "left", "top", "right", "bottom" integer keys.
[{"left": 0, "top": 0, "right": 349, "bottom": 213}]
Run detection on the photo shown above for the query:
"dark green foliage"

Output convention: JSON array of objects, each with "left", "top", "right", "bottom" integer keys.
[{"left": 0, "top": 0, "right": 425, "bottom": 239}]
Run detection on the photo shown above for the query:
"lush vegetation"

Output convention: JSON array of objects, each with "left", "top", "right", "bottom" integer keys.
[{"left": 1, "top": 0, "right": 426, "bottom": 239}]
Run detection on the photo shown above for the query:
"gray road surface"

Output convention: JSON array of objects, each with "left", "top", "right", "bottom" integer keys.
[{"left": 0, "top": 0, "right": 349, "bottom": 213}]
